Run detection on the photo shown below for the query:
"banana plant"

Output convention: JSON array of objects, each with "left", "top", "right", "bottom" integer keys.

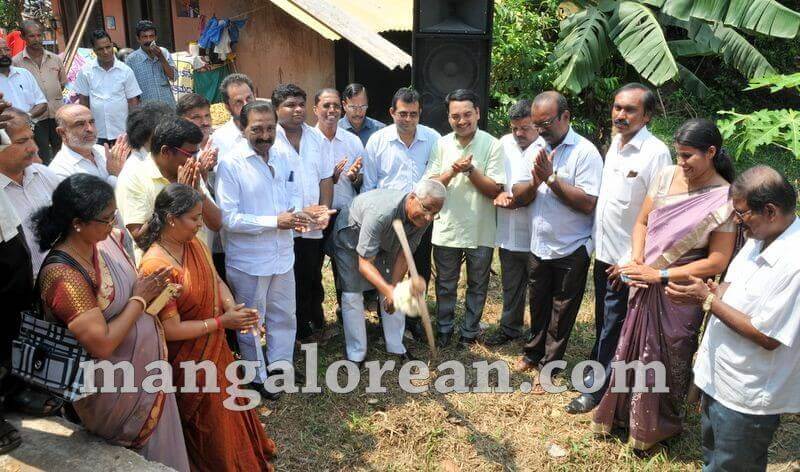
[{"left": 553, "top": 0, "right": 800, "bottom": 96}]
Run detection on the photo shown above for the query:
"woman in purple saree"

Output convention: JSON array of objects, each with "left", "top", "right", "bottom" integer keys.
[{"left": 591, "top": 119, "right": 738, "bottom": 451}]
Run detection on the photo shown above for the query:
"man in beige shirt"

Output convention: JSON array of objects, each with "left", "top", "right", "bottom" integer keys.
[{"left": 12, "top": 20, "right": 66, "bottom": 164}]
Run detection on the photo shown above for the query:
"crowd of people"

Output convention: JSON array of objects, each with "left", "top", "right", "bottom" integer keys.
[{"left": 0, "top": 18, "right": 797, "bottom": 472}]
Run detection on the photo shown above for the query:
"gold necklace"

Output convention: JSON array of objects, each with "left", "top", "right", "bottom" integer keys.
[{"left": 65, "top": 242, "right": 94, "bottom": 270}]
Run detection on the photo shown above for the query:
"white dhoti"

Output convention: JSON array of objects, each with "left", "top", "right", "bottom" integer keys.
[
  {"left": 226, "top": 266, "right": 296, "bottom": 383},
  {"left": 341, "top": 291, "right": 406, "bottom": 362}
]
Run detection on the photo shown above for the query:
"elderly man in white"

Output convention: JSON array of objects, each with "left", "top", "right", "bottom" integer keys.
[
  {"left": 667, "top": 165, "right": 800, "bottom": 472},
  {"left": 49, "top": 104, "right": 128, "bottom": 186},
  {"left": 566, "top": 83, "right": 672, "bottom": 414},
  {"left": 216, "top": 100, "right": 320, "bottom": 399}
]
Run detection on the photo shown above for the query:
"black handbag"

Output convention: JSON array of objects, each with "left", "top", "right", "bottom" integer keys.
[{"left": 11, "top": 250, "right": 95, "bottom": 402}]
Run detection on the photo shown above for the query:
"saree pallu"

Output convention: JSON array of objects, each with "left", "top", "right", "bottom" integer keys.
[
  {"left": 592, "top": 185, "right": 733, "bottom": 450},
  {"left": 41, "top": 233, "right": 190, "bottom": 471},
  {"left": 140, "top": 238, "right": 276, "bottom": 472}
]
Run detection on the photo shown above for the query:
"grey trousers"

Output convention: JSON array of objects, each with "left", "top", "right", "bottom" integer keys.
[
  {"left": 433, "top": 245, "right": 493, "bottom": 339},
  {"left": 499, "top": 248, "right": 531, "bottom": 338}
]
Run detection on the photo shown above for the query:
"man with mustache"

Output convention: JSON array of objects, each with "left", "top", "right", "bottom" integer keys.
[
  {"left": 75, "top": 30, "right": 141, "bottom": 146},
  {"left": 271, "top": 83, "right": 335, "bottom": 345},
  {"left": 49, "top": 104, "right": 129, "bottom": 187},
  {"left": 424, "top": 88, "right": 505, "bottom": 349},
  {"left": 313, "top": 87, "right": 364, "bottom": 339},
  {"left": 209, "top": 74, "right": 254, "bottom": 160},
  {"left": 216, "top": 100, "right": 315, "bottom": 398},
  {"left": 338, "top": 83, "right": 385, "bottom": 146},
  {"left": 566, "top": 83, "right": 671, "bottom": 413},
  {"left": 13, "top": 20, "right": 66, "bottom": 164},
  {"left": 511, "top": 91, "right": 603, "bottom": 394},
  {"left": 667, "top": 165, "right": 800, "bottom": 471},
  {"left": 0, "top": 38, "right": 47, "bottom": 149}
]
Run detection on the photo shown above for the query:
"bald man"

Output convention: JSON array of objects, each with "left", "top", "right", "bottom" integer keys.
[{"left": 49, "top": 104, "right": 129, "bottom": 187}]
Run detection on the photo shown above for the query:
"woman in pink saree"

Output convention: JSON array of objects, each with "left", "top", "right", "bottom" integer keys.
[
  {"left": 32, "top": 175, "right": 190, "bottom": 471},
  {"left": 591, "top": 119, "right": 738, "bottom": 451}
]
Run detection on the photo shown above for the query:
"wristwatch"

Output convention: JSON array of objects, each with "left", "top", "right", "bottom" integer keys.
[
  {"left": 546, "top": 171, "right": 557, "bottom": 185},
  {"left": 463, "top": 165, "right": 475, "bottom": 177},
  {"left": 702, "top": 292, "right": 715, "bottom": 312}
]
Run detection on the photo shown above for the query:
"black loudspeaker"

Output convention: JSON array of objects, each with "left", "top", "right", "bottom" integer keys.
[{"left": 413, "top": 0, "right": 494, "bottom": 134}]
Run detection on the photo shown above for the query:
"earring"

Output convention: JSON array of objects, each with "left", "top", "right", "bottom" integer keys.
[
  {"left": 170, "top": 222, "right": 175, "bottom": 227},
  {"left": 74, "top": 226, "right": 81, "bottom": 233}
]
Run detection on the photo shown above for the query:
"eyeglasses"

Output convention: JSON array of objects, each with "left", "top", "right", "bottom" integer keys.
[
  {"left": 91, "top": 210, "right": 118, "bottom": 227},
  {"left": 533, "top": 114, "right": 561, "bottom": 129},
  {"left": 345, "top": 104, "right": 368, "bottom": 112},
  {"left": 733, "top": 208, "right": 753, "bottom": 220},
  {"left": 171, "top": 146, "right": 199, "bottom": 158},
  {"left": 419, "top": 199, "right": 440, "bottom": 219}
]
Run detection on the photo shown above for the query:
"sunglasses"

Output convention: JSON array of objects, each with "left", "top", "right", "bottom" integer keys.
[{"left": 170, "top": 146, "right": 199, "bottom": 158}]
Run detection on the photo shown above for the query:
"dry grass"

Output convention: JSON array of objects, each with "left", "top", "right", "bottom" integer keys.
[{"left": 258, "top": 257, "right": 800, "bottom": 471}]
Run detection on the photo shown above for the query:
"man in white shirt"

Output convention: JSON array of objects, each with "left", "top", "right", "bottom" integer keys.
[
  {"left": 0, "top": 107, "right": 60, "bottom": 276},
  {"left": 566, "top": 84, "right": 671, "bottom": 414},
  {"left": 124, "top": 101, "right": 174, "bottom": 163},
  {"left": 511, "top": 92, "right": 603, "bottom": 391},
  {"left": 485, "top": 99, "right": 543, "bottom": 347},
  {"left": 75, "top": 30, "right": 141, "bottom": 146},
  {"left": 208, "top": 73, "right": 255, "bottom": 160},
  {"left": 314, "top": 88, "right": 363, "bottom": 330},
  {"left": 49, "top": 104, "right": 127, "bottom": 187},
  {"left": 363, "top": 87, "right": 441, "bottom": 339},
  {"left": 0, "top": 38, "right": 47, "bottom": 124},
  {"left": 271, "top": 83, "right": 334, "bottom": 344},
  {"left": 667, "top": 166, "right": 800, "bottom": 471},
  {"left": 216, "top": 101, "right": 315, "bottom": 399}
]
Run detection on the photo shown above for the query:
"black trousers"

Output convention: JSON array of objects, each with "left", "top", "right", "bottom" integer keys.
[
  {"left": 294, "top": 237, "right": 325, "bottom": 339},
  {"left": 585, "top": 259, "right": 630, "bottom": 400},
  {"left": 523, "top": 246, "right": 591, "bottom": 371},
  {"left": 0, "top": 229, "right": 34, "bottom": 401},
  {"left": 34, "top": 118, "right": 61, "bottom": 165}
]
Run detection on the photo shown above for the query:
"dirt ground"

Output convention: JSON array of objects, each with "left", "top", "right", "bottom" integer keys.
[{"left": 258, "top": 258, "right": 800, "bottom": 471}]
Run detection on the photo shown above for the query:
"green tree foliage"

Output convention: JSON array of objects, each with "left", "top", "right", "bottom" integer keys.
[
  {"left": 488, "top": 0, "right": 561, "bottom": 135},
  {"left": 553, "top": 0, "right": 800, "bottom": 97},
  {"left": 718, "top": 73, "right": 800, "bottom": 159},
  {"left": 0, "top": 0, "right": 24, "bottom": 30}
]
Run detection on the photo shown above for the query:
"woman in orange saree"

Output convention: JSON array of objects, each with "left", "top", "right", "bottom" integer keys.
[{"left": 137, "top": 183, "right": 276, "bottom": 472}]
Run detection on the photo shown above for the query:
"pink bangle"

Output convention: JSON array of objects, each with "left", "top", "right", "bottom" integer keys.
[{"left": 214, "top": 317, "right": 222, "bottom": 330}]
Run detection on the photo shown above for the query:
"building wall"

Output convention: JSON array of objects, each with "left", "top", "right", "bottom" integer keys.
[
  {"left": 101, "top": 0, "right": 127, "bottom": 47},
  {"left": 171, "top": 0, "right": 335, "bottom": 103}
]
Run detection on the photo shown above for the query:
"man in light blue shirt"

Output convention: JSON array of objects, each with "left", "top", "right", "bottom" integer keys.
[
  {"left": 363, "top": 87, "right": 440, "bottom": 340},
  {"left": 216, "top": 100, "right": 314, "bottom": 398},
  {"left": 125, "top": 20, "right": 176, "bottom": 106},
  {"left": 338, "top": 83, "right": 385, "bottom": 146},
  {"left": 511, "top": 91, "right": 603, "bottom": 389}
]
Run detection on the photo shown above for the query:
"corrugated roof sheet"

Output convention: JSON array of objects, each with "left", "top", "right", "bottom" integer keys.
[
  {"left": 334, "top": 0, "right": 413, "bottom": 33},
  {"left": 268, "top": 0, "right": 412, "bottom": 70}
]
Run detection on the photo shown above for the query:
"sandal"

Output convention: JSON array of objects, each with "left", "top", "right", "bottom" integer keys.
[
  {"left": 9, "top": 387, "right": 64, "bottom": 417},
  {"left": 0, "top": 416, "right": 22, "bottom": 455},
  {"left": 531, "top": 376, "right": 547, "bottom": 395}
]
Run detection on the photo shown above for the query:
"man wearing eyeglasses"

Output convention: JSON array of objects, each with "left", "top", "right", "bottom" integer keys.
[
  {"left": 363, "top": 87, "right": 441, "bottom": 341},
  {"left": 338, "top": 83, "right": 385, "bottom": 146},
  {"left": 115, "top": 118, "right": 222, "bottom": 261},
  {"left": 484, "top": 99, "right": 544, "bottom": 347},
  {"left": 424, "top": 88, "right": 505, "bottom": 349},
  {"left": 511, "top": 91, "right": 603, "bottom": 393},
  {"left": 49, "top": 104, "right": 129, "bottom": 188}
]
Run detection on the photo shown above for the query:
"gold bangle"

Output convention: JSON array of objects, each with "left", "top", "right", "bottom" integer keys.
[
  {"left": 129, "top": 296, "right": 147, "bottom": 312},
  {"left": 202, "top": 319, "right": 209, "bottom": 333}
]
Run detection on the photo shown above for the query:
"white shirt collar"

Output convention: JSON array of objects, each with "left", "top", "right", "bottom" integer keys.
[
  {"left": 756, "top": 217, "right": 800, "bottom": 267},
  {"left": 614, "top": 126, "right": 652, "bottom": 153}
]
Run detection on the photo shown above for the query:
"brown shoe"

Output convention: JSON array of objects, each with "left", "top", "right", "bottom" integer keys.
[{"left": 514, "top": 357, "right": 537, "bottom": 372}]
